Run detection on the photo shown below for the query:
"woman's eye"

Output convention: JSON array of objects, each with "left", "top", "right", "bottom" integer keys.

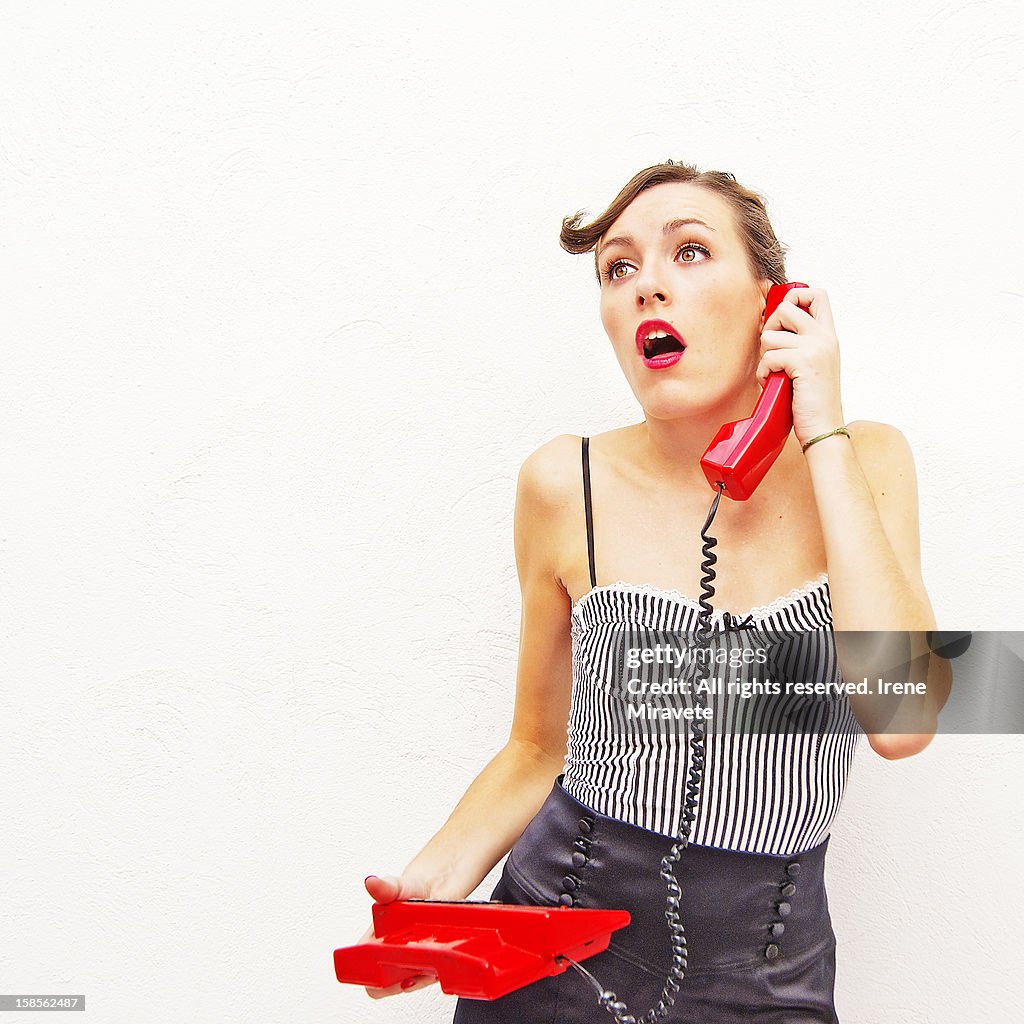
[
  {"left": 677, "top": 243, "right": 710, "bottom": 263},
  {"left": 601, "top": 242, "right": 711, "bottom": 282}
]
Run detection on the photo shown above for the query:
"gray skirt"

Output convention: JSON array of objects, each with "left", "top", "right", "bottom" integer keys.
[{"left": 453, "top": 776, "right": 839, "bottom": 1023}]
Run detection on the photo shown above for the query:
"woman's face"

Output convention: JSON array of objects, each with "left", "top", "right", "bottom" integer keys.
[{"left": 597, "top": 181, "right": 771, "bottom": 420}]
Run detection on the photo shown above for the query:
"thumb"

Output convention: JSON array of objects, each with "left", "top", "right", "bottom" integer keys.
[{"left": 364, "top": 874, "right": 404, "bottom": 903}]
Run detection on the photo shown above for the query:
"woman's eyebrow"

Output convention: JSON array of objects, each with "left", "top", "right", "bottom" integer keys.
[{"left": 597, "top": 217, "right": 715, "bottom": 260}]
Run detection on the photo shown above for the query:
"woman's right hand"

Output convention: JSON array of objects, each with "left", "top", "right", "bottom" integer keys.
[{"left": 359, "top": 874, "right": 440, "bottom": 999}]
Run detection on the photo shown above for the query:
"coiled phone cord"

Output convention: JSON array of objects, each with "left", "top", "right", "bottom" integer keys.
[{"left": 557, "top": 482, "right": 727, "bottom": 1024}]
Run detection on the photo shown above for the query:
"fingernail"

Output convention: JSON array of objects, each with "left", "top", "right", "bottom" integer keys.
[
  {"left": 364, "top": 875, "right": 378, "bottom": 884},
  {"left": 401, "top": 977, "right": 417, "bottom": 990}
]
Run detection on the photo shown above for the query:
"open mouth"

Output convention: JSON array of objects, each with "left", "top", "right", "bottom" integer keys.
[
  {"left": 642, "top": 331, "right": 685, "bottom": 360},
  {"left": 636, "top": 320, "right": 686, "bottom": 367}
]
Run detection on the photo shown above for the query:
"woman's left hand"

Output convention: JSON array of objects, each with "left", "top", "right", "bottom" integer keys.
[{"left": 756, "top": 287, "right": 846, "bottom": 448}]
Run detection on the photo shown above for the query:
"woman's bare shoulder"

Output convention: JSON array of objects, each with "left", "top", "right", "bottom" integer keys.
[
  {"left": 845, "top": 419, "right": 907, "bottom": 444},
  {"left": 845, "top": 420, "right": 916, "bottom": 477},
  {"left": 517, "top": 427, "right": 634, "bottom": 506},
  {"left": 516, "top": 434, "right": 584, "bottom": 512}
]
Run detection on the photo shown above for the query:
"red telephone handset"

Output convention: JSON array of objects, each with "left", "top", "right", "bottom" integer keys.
[{"left": 699, "top": 282, "right": 809, "bottom": 501}]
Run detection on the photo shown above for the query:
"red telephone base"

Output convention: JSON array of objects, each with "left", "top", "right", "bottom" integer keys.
[{"left": 334, "top": 899, "right": 631, "bottom": 1000}]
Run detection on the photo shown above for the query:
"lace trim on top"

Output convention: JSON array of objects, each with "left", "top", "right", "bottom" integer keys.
[{"left": 571, "top": 572, "right": 830, "bottom": 622}]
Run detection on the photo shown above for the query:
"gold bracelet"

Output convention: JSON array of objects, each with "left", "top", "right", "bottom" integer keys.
[{"left": 801, "top": 426, "right": 850, "bottom": 454}]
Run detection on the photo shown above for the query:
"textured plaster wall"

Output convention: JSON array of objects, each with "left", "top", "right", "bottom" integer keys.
[{"left": 3, "top": 2, "right": 1022, "bottom": 1022}]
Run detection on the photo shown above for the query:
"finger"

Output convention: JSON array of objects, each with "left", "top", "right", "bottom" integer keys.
[
  {"left": 755, "top": 350, "right": 797, "bottom": 387},
  {"left": 767, "top": 288, "right": 834, "bottom": 332},
  {"left": 364, "top": 974, "right": 438, "bottom": 999},
  {"left": 364, "top": 980, "right": 408, "bottom": 1000},
  {"left": 364, "top": 874, "right": 402, "bottom": 903},
  {"left": 759, "top": 329, "right": 806, "bottom": 351},
  {"left": 400, "top": 974, "right": 438, "bottom": 993},
  {"left": 763, "top": 296, "right": 814, "bottom": 333}
]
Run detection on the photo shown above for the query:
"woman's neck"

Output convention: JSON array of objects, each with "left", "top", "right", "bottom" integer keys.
[{"left": 623, "top": 403, "right": 808, "bottom": 509}]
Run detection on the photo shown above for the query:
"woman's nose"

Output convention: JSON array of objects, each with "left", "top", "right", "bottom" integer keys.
[
  {"left": 634, "top": 268, "right": 669, "bottom": 306},
  {"left": 637, "top": 288, "right": 667, "bottom": 306}
]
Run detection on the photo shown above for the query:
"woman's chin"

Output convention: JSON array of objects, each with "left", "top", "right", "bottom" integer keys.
[
  {"left": 630, "top": 382, "right": 710, "bottom": 419},
  {"left": 636, "top": 400, "right": 706, "bottom": 422},
  {"left": 631, "top": 374, "right": 760, "bottom": 423}
]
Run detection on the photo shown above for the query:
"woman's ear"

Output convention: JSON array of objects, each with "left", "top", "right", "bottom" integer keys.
[{"left": 758, "top": 279, "right": 773, "bottom": 321}]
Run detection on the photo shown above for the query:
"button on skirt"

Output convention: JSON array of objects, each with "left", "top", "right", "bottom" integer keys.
[{"left": 453, "top": 775, "right": 840, "bottom": 1024}]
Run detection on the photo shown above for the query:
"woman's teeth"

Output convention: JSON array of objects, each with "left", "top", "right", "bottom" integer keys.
[{"left": 643, "top": 330, "right": 684, "bottom": 359}]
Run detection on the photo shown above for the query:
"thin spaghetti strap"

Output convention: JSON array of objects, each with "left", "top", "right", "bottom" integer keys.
[{"left": 581, "top": 436, "right": 597, "bottom": 590}]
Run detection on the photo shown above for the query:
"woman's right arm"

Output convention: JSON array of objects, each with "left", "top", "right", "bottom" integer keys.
[
  {"left": 398, "top": 435, "right": 577, "bottom": 899},
  {"left": 361, "top": 436, "right": 577, "bottom": 997}
]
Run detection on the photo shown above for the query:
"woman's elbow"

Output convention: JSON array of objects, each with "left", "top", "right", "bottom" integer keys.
[{"left": 868, "top": 730, "right": 935, "bottom": 760}]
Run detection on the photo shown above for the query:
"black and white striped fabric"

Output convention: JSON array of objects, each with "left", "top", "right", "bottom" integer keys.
[{"left": 562, "top": 575, "right": 864, "bottom": 855}]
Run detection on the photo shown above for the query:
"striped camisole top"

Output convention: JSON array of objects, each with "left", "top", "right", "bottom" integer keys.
[{"left": 561, "top": 436, "right": 864, "bottom": 856}]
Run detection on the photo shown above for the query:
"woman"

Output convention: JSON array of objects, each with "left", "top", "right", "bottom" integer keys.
[{"left": 359, "top": 161, "right": 950, "bottom": 1022}]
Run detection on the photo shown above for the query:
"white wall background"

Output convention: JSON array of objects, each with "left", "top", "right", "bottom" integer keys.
[{"left": 3, "top": 1, "right": 1021, "bottom": 1022}]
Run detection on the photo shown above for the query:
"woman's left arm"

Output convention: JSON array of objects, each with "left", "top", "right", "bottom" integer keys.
[
  {"left": 758, "top": 288, "right": 952, "bottom": 758},
  {"left": 803, "top": 421, "right": 952, "bottom": 757}
]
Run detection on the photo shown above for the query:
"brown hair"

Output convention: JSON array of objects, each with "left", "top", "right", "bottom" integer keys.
[{"left": 560, "top": 160, "right": 788, "bottom": 286}]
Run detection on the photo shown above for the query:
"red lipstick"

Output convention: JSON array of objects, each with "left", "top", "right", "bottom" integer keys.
[{"left": 635, "top": 319, "right": 686, "bottom": 370}]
